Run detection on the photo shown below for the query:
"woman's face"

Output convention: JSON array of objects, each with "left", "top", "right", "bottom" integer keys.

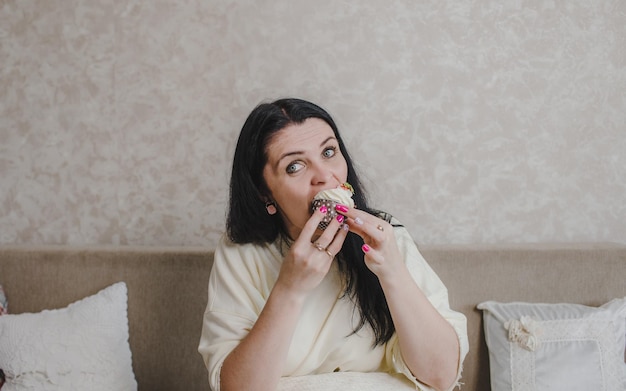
[{"left": 263, "top": 117, "right": 348, "bottom": 239}]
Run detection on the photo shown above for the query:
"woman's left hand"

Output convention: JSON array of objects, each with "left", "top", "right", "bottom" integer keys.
[
  {"left": 335, "top": 204, "right": 404, "bottom": 279},
  {"left": 337, "top": 204, "right": 461, "bottom": 390}
]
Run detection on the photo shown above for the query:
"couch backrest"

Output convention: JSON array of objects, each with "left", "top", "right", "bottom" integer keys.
[
  {"left": 0, "top": 246, "right": 213, "bottom": 391},
  {"left": 1, "top": 243, "right": 625, "bottom": 391},
  {"left": 421, "top": 243, "right": 626, "bottom": 390}
]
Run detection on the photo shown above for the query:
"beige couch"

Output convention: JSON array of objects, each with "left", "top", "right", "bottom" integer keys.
[{"left": 1, "top": 242, "right": 625, "bottom": 390}]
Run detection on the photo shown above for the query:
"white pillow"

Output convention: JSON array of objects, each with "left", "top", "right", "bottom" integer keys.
[
  {"left": 0, "top": 282, "right": 137, "bottom": 391},
  {"left": 0, "top": 283, "right": 7, "bottom": 315},
  {"left": 477, "top": 298, "right": 626, "bottom": 391},
  {"left": 277, "top": 371, "right": 415, "bottom": 391}
]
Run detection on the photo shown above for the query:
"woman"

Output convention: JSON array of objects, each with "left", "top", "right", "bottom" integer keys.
[{"left": 198, "top": 98, "right": 468, "bottom": 391}]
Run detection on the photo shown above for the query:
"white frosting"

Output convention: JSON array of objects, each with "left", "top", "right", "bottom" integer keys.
[{"left": 313, "top": 186, "right": 354, "bottom": 208}]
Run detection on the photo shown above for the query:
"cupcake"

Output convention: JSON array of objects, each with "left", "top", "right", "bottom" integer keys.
[{"left": 311, "top": 182, "right": 355, "bottom": 230}]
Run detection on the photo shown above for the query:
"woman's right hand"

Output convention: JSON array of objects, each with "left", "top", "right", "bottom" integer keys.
[
  {"left": 275, "top": 206, "right": 349, "bottom": 297},
  {"left": 220, "top": 206, "right": 348, "bottom": 391}
]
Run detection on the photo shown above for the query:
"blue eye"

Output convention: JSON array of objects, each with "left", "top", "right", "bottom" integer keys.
[
  {"left": 323, "top": 146, "right": 337, "bottom": 158},
  {"left": 286, "top": 162, "right": 304, "bottom": 174}
]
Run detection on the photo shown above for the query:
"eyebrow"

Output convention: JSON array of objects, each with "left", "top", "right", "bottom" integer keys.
[{"left": 276, "top": 136, "right": 337, "bottom": 167}]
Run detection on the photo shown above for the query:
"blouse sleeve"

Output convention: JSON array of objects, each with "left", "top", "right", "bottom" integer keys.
[
  {"left": 384, "top": 225, "right": 469, "bottom": 391},
  {"left": 198, "top": 236, "right": 275, "bottom": 391}
]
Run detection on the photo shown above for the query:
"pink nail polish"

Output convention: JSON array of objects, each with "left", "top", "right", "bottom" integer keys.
[
  {"left": 362, "top": 244, "right": 370, "bottom": 253},
  {"left": 335, "top": 204, "right": 348, "bottom": 213},
  {"left": 319, "top": 205, "right": 328, "bottom": 214},
  {"left": 336, "top": 215, "right": 344, "bottom": 223}
]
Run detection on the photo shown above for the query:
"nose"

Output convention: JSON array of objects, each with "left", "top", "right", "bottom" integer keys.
[{"left": 310, "top": 162, "right": 335, "bottom": 186}]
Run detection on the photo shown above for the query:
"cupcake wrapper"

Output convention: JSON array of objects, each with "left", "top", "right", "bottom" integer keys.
[{"left": 311, "top": 199, "right": 339, "bottom": 231}]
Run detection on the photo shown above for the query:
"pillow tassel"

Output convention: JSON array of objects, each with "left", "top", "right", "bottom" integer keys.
[{"left": 504, "top": 316, "right": 542, "bottom": 351}]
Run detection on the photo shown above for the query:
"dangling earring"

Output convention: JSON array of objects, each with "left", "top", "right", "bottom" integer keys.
[{"left": 265, "top": 201, "right": 277, "bottom": 215}]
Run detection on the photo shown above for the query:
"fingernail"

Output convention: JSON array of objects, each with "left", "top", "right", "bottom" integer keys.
[
  {"left": 335, "top": 204, "right": 348, "bottom": 213},
  {"left": 342, "top": 223, "right": 349, "bottom": 231},
  {"left": 319, "top": 205, "right": 328, "bottom": 214},
  {"left": 336, "top": 215, "right": 344, "bottom": 223},
  {"left": 354, "top": 217, "right": 364, "bottom": 225},
  {"left": 362, "top": 244, "right": 370, "bottom": 253}
]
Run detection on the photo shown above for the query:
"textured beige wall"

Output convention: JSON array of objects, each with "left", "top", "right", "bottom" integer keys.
[{"left": 1, "top": 1, "right": 625, "bottom": 247}]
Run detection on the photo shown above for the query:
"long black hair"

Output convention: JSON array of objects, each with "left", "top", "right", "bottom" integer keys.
[{"left": 227, "top": 98, "right": 394, "bottom": 345}]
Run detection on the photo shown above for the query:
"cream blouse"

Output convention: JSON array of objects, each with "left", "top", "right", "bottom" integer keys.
[{"left": 198, "top": 224, "right": 469, "bottom": 391}]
